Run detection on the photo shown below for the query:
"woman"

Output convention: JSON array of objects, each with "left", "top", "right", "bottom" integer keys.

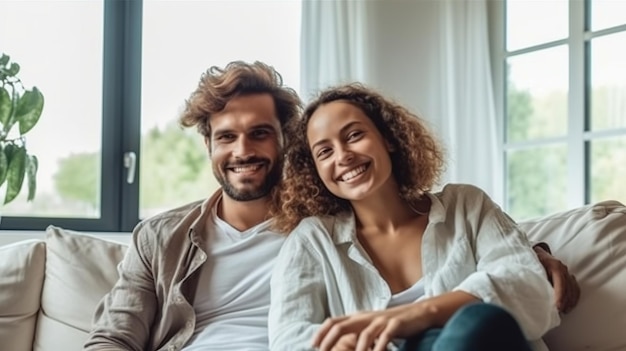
[{"left": 268, "top": 83, "right": 560, "bottom": 351}]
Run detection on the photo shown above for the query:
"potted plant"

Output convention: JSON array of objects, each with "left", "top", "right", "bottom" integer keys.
[{"left": 0, "top": 53, "right": 43, "bottom": 205}]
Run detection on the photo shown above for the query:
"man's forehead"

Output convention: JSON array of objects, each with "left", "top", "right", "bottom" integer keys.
[
  {"left": 209, "top": 94, "right": 282, "bottom": 133},
  {"left": 222, "top": 93, "right": 275, "bottom": 113}
]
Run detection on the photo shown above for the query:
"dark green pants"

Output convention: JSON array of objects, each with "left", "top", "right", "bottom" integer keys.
[{"left": 400, "top": 303, "right": 533, "bottom": 351}]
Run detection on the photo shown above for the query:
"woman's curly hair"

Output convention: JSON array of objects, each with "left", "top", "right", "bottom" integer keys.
[
  {"left": 270, "top": 83, "right": 446, "bottom": 233},
  {"left": 179, "top": 61, "right": 301, "bottom": 139}
]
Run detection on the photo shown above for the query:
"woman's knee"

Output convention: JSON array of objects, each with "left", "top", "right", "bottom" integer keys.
[
  {"left": 453, "top": 302, "right": 518, "bottom": 327},
  {"left": 433, "top": 303, "right": 530, "bottom": 351},
  {"left": 452, "top": 303, "right": 523, "bottom": 338}
]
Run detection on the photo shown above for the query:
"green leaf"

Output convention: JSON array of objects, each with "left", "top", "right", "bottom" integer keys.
[
  {"left": 0, "top": 144, "right": 8, "bottom": 188},
  {"left": 7, "top": 62, "right": 20, "bottom": 77},
  {"left": 0, "top": 54, "right": 9, "bottom": 67},
  {"left": 0, "top": 87, "right": 11, "bottom": 127},
  {"left": 4, "top": 146, "right": 27, "bottom": 204},
  {"left": 26, "top": 154, "right": 38, "bottom": 201},
  {"left": 16, "top": 87, "right": 44, "bottom": 135},
  {"left": 3, "top": 143, "right": 17, "bottom": 161}
]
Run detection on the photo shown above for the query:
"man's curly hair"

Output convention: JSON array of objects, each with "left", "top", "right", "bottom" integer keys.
[
  {"left": 179, "top": 61, "right": 302, "bottom": 139},
  {"left": 270, "top": 83, "right": 446, "bottom": 233}
]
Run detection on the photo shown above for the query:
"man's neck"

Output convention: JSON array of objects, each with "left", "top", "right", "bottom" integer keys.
[{"left": 216, "top": 193, "right": 272, "bottom": 232}]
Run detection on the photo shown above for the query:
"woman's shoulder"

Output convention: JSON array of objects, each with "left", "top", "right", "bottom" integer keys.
[
  {"left": 435, "top": 183, "right": 491, "bottom": 204},
  {"left": 286, "top": 212, "right": 354, "bottom": 246}
]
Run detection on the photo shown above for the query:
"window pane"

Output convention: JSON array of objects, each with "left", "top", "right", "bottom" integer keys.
[
  {"left": 140, "top": 1, "right": 301, "bottom": 218},
  {"left": 506, "top": 46, "right": 569, "bottom": 142},
  {"left": 506, "top": 0, "right": 568, "bottom": 51},
  {"left": 590, "top": 31, "right": 626, "bottom": 131},
  {"left": 591, "top": 0, "right": 626, "bottom": 31},
  {"left": 506, "top": 145, "right": 568, "bottom": 220},
  {"left": 0, "top": 1, "right": 103, "bottom": 218},
  {"left": 590, "top": 136, "right": 626, "bottom": 204}
]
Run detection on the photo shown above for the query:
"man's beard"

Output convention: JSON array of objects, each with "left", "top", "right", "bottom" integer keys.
[{"left": 214, "top": 156, "right": 282, "bottom": 201}]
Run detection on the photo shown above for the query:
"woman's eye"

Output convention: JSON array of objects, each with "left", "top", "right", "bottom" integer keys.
[
  {"left": 317, "top": 148, "right": 331, "bottom": 159},
  {"left": 347, "top": 131, "right": 363, "bottom": 141}
]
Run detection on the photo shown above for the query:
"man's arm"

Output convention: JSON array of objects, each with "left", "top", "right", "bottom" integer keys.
[
  {"left": 533, "top": 243, "right": 581, "bottom": 314},
  {"left": 83, "top": 222, "right": 158, "bottom": 351}
]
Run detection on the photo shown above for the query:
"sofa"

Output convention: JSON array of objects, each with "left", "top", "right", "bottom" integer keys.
[{"left": 1, "top": 200, "right": 625, "bottom": 351}]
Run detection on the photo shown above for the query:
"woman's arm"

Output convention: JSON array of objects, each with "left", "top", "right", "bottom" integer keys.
[
  {"left": 450, "top": 186, "right": 561, "bottom": 340},
  {"left": 268, "top": 226, "right": 329, "bottom": 351}
]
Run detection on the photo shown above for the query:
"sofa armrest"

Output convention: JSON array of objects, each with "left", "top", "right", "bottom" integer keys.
[
  {"left": 0, "top": 239, "right": 46, "bottom": 351},
  {"left": 519, "top": 200, "right": 626, "bottom": 351}
]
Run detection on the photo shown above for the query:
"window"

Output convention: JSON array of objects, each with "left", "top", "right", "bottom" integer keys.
[
  {"left": 490, "top": 0, "right": 626, "bottom": 220},
  {"left": 0, "top": 0, "right": 301, "bottom": 232}
]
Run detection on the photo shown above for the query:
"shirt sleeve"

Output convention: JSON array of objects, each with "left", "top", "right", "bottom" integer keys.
[
  {"left": 268, "top": 222, "right": 329, "bottom": 351},
  {"left": 452, "top": 187, "right": 560, "bottom": 340},
  {"left": 83, "top": 221, "right": 157, "bottom": 351}
]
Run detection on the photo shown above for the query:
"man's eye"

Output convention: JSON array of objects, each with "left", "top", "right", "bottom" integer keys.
[
  {"left": 252, "top": 129, "right": 270, "bottom": 138},
  {"left": 218, "top": 134, "right": 235, "bottom": 141}
]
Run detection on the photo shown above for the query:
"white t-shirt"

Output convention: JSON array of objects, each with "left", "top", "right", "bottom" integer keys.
[
  {"left": 182, "top": 206, "right": 285, "bottom": 351},
  {"left": 387, "top": 278, "right": 425, "bottom": 309}
]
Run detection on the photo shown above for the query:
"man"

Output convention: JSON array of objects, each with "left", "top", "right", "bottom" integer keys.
[{"left": 84, "top": 61, "right": 579, "bottom": 351}]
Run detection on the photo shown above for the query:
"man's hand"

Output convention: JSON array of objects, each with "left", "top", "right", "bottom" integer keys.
[{"left": 534, "top": 244, "right": 581, "bottom": 313}]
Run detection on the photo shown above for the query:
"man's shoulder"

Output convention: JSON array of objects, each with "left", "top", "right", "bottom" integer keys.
[
  {"left": 143, "top": 199, "right": 205, "bottom": 222},
  {"left": 134, "top": 199, "right": 206, "bottom": 242}
]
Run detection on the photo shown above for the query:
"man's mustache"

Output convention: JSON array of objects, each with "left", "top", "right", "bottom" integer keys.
[{"left": 225, "top": 157, "right": 269, "bottom": 168}]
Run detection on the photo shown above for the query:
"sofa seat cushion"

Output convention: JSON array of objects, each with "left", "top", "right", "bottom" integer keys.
[
  {"left": 34, "top": 225, "right": 128, "bottom": 351},
  {"left": 519, "top": 200, "right": 626, "bottom": 351},
  {"left": 0, "top": 239, "right": 46, "bottom": 351}
]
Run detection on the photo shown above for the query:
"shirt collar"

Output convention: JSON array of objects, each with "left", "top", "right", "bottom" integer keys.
[
  {"left": 188, "top": 189, "right": 223, "bottom": 245},
  {"left": 329, "top": 191, "right": 447, "bottom": 245}
]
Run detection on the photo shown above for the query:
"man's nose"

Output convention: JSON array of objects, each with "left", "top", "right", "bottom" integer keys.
[{"left": 233, "top": 136, "right": 255, "bottom": 159}]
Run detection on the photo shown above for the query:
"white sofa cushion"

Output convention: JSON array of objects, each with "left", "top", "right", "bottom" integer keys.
[
  {"left": 34, "top": 225, "right": 127, "bottom": 351},
  {"left": 0, "top": 239, "right": 46, "bottom": 351},
  {"left": 520, "top": 200, "right": 626, "bottom": 351}
]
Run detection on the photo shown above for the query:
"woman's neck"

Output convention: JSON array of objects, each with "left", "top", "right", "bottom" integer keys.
[{"left": 350, "top": 181, "right": 420, "bottom": 234}]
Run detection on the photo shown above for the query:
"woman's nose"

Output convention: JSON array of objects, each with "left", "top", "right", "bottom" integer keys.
[{"left": 337, "top": 147, "right": 354, "bottom": 164}]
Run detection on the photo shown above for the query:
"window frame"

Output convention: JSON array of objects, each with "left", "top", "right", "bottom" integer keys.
[
  {"left": 488, "top": 0, "right": 626, "bottom": 215},
  {"left": 1, "top": 0, "right": 142, "bottom": 232}
]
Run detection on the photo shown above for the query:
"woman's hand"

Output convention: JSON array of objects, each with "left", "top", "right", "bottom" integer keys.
[
  {"left": 330, "top": 333, "right": 360, "bottom": 351},
  {"left": 312, "top": 304, "right": 431, "bottom": 351},
  {"left": 312, "top": 291, "right": 479, "bottom": 351}
]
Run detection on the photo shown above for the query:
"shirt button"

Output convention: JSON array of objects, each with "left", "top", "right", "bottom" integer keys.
[
  {"left": 186, "top": 320, "right": 193, "bottom": 329},
  {"left": 175, "top": 295, "right": 184, "bottom": 303},
  {"left": 198, "top": 253, "right": 206, "bottom": 261},
  {"left": 167, "top": 345, "right": 176, "bottom": 351}
]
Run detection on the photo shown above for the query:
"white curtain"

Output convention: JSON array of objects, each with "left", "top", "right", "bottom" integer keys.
[
  {"left": 300, "top": 0, "right": 503, "bottom": 203},
  {"left": 299, "top": 0, "right": 369, "bottom": 103}
]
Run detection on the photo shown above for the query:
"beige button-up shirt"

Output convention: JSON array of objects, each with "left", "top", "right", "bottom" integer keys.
[{"left": 84, "top": 191, "right": 222, "bottom": 351}]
